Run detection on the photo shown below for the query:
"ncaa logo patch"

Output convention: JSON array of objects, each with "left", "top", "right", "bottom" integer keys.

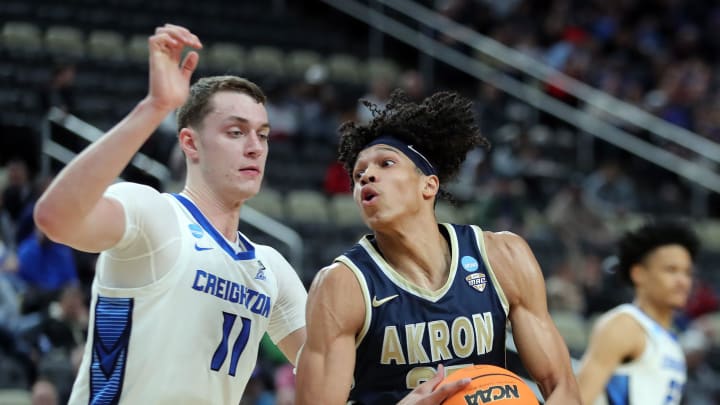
[
  {"left": 188, "top": 224, "right": 204, "bottom": 239},
  {"left": 465, "top": 272, "right": 487, "bottom": 292},
  {"left": 461, "top": 256, "right": 479, "bottom": 272}
]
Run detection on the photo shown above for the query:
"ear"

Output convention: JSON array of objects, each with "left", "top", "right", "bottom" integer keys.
[
  {"left": 421, "top": 174, "right": 440, "bottom": 201},
  {"left": 179, "top": 127, "right": 199, "bottom": 163},
  {"left": 629, "top": 263, "right": 645, "bottom": 286}
]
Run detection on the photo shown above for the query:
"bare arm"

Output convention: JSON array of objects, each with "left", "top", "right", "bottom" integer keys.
[
  {"left": 295, "top": 263, "right": 364, "bottom": 405},
  {"left": 276, "top": 327, "right": 307, "bottom": 366},
  {"left": 33, "top": 24, "right": 202, "bottom": 252},
  {"left": 576, "top": 313, "right": 644, "bottom": 404},
  {"left": 484, "top": 232, "right": 580, "bottom": 405}
]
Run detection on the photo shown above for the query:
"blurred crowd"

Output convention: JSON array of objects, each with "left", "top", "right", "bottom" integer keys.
[{"left": 2, "top": 0, "right": 720, "bottom": 403}]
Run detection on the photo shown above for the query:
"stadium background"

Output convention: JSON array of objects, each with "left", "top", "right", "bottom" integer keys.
[{"left": 0, "top": 0, "right": 719, "bottom": 403}]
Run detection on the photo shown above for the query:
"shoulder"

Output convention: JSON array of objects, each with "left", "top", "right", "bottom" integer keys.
[
  {"left": 481, "top": 231, "right": 543, "bottom": 303},
  {"left": 104, "top": 182, "right": 170, "bottom": 217},
  {"left": 588, "top": 307, "right": 645, "bottom": 355},
  {"left": 306, "top": 261, "right": 366, "bottom": 332},
  {"left": 309, "top": 261, "right": 361, "bottom": 294},
  {"left": 105, "top": 181, "right": 163, "bottom": 199},
  {"left": 254, "top": 244, "right": 291, "bottom": 266},
  {"left": 482, "top": 230, "right": 530, "bottom": 256}
]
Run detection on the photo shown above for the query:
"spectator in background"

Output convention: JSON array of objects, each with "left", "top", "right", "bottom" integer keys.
[
  {"left": 40, "top": 62, "right": 77, "bottom": 115},
  {"left": 582, "top": 160, "right": 638, "bottom": 218},
  {"left": 357, "top": 76, "right": 392, "bottom": 123},
  {"left": 680, "top": 327, "right": 720, "bottom": 405},
  {"left": 322, "top": 160, "right": 351, "bottom": 195},
  {"left": 1, "top": 159, "right": 33, "bottom": 229},
  {"left": 31, "top": 378, "right": 59, "bottom": 405},
  {"left": 15, "top": 174, "right": 55, "bottom": 246},
  {"left": 21, "top": 284, "right": 87, "bottom": 356},
  {"left": 546, "top": 173, "right": 615, "bottom": 263},
  {"left": 468, "top": 175, "right": 528, "bottom": 233},
  {"left": 398, "top": 69, "right": 426, "bottom": 102},
  {"left": 17, "top": 228, "right": 78, "bottom": 312}
]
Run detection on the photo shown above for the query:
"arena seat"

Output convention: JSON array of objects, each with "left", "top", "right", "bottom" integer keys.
[
  {"left": 44, "top": 25, "right": 85, "bottom": 59},
  {"left": 86, "top": 29, "right": 126, "bottom": 61}
]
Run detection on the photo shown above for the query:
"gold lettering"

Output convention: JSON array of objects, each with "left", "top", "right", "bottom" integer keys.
[
  {"left": 428, "top": 320, "right": 452, "bottom": 362},
  {"left": 472, "top": 312, "right": 494, "bottom": 354},
  {"left": 405, "top": 323, "right": 430, "bottom": 364},
  {"left": 451, "top": 316, "right": 474, "bottom": 358},
  {"left": 380, "top": 326, "right": 406, "bottom": 365}
]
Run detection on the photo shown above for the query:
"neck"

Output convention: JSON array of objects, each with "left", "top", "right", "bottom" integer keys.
[
  {"left": 182, "top": 184, "right": 243, "bottom": 242},
  {"left": 633, "top": 298, "right": 675, "bottom": 330},
  {"left": 374, "top": 217, "right": 450, "bottom": 290}
]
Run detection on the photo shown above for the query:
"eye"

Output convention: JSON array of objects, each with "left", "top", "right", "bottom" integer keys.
[
  {"left": 354, "top": 170, "right": 364, "bottom": 180},
  {"left": 228, "top": 129, "right": 244, "bottom": 137},
  {"left": 258, "top": 131, "right": 270, "bottom": 141},
  {"left": 381, "top": 159, "right": 395, "bottom": 167}
]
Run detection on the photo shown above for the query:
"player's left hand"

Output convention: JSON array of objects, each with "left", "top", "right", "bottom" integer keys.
[{"left": 397, "top": 364, "right": 470, "bottom": 405}]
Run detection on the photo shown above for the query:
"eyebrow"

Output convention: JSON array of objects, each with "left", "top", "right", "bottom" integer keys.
[{"left": 223, "top": 115, "right": 271, "bottom": 131}]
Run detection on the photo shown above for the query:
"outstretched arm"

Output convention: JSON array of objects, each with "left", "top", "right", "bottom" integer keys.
[
  {"left": 34, "top": 24, "right": 202, "bottom": 252},
  {"left": 485, "top": 232, "right": 581, "bottom": 405},
  {"left": 295, "top": 263, "right": 364, "bottom": 405}
]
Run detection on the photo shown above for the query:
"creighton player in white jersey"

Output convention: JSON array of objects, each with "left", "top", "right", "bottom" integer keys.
[
  {"left": 577, "top": 220, "right": 699, "bottom": 405},
  {"left": 33, "top": 24, "right": 306, "bottom": 404}
]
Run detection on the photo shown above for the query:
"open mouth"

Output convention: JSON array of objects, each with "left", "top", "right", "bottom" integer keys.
[{"left": 361, "top": 189, "right": 377, "bottom": 203}]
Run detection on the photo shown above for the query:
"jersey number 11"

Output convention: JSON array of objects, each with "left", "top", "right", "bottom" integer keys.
[{"left": 211, "top": 311, "right": 252, "bottom": 376}]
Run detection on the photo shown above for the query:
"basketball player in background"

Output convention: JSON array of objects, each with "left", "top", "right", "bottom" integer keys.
[
  {"left": 295, "top": 90, "right": 580, "bottom": 404},
  {"left": 33, "top": 24, "right": 309, "bottom": 404},
  {"left": 577, "top": 220, "right": 699, "bottom": 405}
]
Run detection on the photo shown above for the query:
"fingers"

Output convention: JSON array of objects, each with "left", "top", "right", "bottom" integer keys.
[
  {"left": 150, "top": 23, "right": 203, "bottom": 50},
  {"left": 429, "top": 377, "right": 471, "bottom": 401},
  {"left": 181, "top": 51, "right": 200, "bottom": 80},
  {"left": 425, "top": 363, "right": 446, "bottom": 391}
]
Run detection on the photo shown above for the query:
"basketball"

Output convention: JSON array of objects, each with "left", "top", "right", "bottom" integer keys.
[{"left": 440, "top": 365, "right": 539, "bottom": 405}]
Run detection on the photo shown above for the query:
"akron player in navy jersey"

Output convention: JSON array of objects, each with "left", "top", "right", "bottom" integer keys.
[
  {"left": 33, "top": 25, "right": 308, "bottom": 404},
  {"left": 577, "top": 221, "right": 699, "bottom": 405},
  {"left": 295, "top": 90, "right": 580, "bottom": 405}
]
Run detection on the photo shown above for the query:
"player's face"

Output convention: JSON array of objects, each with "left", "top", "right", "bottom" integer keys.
[
  {"left": 197, "top": 91, "right": 270, "bottom": 201},
  {"left": 635, "top": 244, "right": 693, "bottom": 310},
  {"left": 352, "top": 145, "right": 425, "bottom": 229}
]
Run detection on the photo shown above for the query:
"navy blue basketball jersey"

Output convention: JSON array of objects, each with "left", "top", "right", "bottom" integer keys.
[{"left": 337, "top": 223, "right": 509, "bottom": 405}]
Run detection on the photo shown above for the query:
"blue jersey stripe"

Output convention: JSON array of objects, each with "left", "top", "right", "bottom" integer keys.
[
  {"left": 606, "top": 375, "right": 630, "bottom": 405},
  {"left": 90, "top": 296, "right": 133, "bottom": 405}
]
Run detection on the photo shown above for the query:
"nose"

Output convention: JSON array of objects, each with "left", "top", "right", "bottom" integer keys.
[
  {"left": 359, "top": 168, "right": 376, "bottom": 185},
  {"left": 244, "top": 131, "right": 265, "bottom": 157}
]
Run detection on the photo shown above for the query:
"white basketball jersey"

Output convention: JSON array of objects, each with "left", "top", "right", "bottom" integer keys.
[
  {"left": 598, "top": 304, "right": 686, "bottom": 405},
  {"left": 68, "top": 191, "right": 305, "bottom": 405}
]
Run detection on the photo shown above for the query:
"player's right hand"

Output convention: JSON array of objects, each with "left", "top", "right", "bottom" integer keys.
[{"left": 146, "top": 24, "right": 203, "bottom": 112}]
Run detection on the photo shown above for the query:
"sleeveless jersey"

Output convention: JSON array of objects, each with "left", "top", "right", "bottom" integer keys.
[
  {"left": 598, "top": 304, "right": 686, "bottom": 405},
  {"left": 68, "top": 193, "right": 304, "bottom": 405},
  {"left": 339, "top": 223, "right": 510, "bottom": 405}
]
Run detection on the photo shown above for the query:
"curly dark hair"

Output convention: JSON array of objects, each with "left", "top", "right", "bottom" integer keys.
[
  {"left": 337, "top": 89, "right": 489, "bottom": 194},
  {"left": 617, "top": 220, "right": 700, "bottom": 284}
]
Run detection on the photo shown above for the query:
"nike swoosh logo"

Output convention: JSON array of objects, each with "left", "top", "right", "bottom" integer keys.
[
  {"left": 372, "top": 294, "right": 399, "bottom": 307},
  {"left": 194, "top": 243, "right": 213, "bottom": 251}
]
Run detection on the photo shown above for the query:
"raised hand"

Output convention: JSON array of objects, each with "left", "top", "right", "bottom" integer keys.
[
  {"left": 146, "top": 24, "right": 203, "bottom": 112},
  {"left": 397, "top": 364, "right": 471, "bottom": 405}
]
